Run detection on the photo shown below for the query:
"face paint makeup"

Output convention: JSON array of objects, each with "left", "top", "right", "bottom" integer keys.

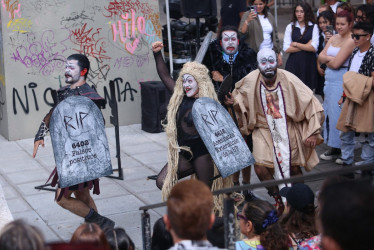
[
  {"left": 182, "top": 74, "right": 199, "bottom": 98},
  {"left": 257, "top": 48, "right": 277, "bottom": 79},
  {"left": 221, "top": 31, "right": 239, "bottom": 55},
  {"left": 65, "top": 60, "right": 82, "bottom": 84}
]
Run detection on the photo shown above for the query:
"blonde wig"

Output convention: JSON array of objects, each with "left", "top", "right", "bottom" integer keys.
[{"left": 162, "top": 61, "right": 232, "bottom": 215}]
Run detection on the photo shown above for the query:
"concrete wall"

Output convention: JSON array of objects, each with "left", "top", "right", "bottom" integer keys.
[{"left": 0, "top": 0, "right": 162, "bottom": 140}]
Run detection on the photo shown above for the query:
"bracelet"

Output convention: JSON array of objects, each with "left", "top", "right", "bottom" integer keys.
[{"left": 245, "top": 20, "right": 249, "bottom": 25}]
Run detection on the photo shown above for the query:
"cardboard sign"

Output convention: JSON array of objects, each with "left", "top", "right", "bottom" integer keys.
[
  {"left": 192, "top": 97, "right": 255, "bottom": 178},
  {"left": 50, "top": 96, "right": 112, "bottom": 188}
]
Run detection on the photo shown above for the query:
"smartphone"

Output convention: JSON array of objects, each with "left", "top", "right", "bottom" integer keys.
[
  {"left": 250, "top": 5, "right": 257, "bottom": 15},
  {"left": 325, "top": 25, "right": 334, "bottom": 36}
]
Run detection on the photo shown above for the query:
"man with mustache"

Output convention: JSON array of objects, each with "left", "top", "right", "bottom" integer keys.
[
  {"left": 225, "top": 48, "right": 324, "bottom": 215},
  {"left": 33, "top": 54, "right": 114, "bottom": 230},
  {"left": 203, "top": 25, "right": 257, "bottom": 201}
]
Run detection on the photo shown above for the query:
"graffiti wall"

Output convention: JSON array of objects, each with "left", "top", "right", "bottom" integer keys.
[{"left": 0, "top": 0, "right": 162, "bottom": 140}]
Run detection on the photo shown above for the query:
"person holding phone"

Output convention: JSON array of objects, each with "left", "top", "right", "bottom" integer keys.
[
  {"left": 316, "top": 10, "right": 335, "bottom": 97},
  {"left": 239, "top": 0, "right": 282, "bottom": 65},
  {"left": 283, "top": 1, "right": 319, "bottom": 90}
]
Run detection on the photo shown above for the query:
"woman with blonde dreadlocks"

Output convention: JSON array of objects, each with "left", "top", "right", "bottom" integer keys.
[{"left": 151, "top": 41, "right": 228, "bottom": 203}]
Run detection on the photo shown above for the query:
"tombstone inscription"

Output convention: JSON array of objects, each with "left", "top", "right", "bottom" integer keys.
[
  {"left": 50, "top": 96, "right": 112, "bottom": 188},
  {"left": 192, "top": 97, "right": 255, "bottom": 178}
]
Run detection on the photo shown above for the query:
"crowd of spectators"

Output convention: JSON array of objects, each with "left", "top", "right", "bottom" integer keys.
[
  {"left": 0, "top": 177, "right": 373, "bottom": 250},
  {"left": 219, "top": 0, "right": 374, "bottom": 168}
]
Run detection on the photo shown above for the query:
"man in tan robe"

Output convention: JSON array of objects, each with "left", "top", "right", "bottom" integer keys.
[{"left": 226, "top": 48, "right": 324, "bottom": 214}]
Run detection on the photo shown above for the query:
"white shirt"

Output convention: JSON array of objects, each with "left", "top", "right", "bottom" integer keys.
[
  {"left": 258, "top": 14, "right": 274, "bottom": 50},
  {"left": 283, "top": 21, "right": 319, "bottom": 52},
  {"left": 349, "top": 50, "right": 367, "bottom": 73},
  {"left": 317, "top": 1, "right": 340, "bottom": 16}
]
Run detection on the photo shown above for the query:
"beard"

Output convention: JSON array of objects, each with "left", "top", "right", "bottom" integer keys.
[{"left": 260, "top": 68, "right": 277, "bottom": 79}]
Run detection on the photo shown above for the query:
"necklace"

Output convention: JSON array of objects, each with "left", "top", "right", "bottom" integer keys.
[{"left": 357, "top": 51, "right": 366, "bottom": 57}]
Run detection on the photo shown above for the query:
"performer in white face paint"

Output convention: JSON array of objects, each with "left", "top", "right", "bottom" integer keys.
[
  {"left": 151, "top": 42, "right": 232, "bottom": 215},
  {"left": 226, "top": 48, "right": 324, "bottom": 215},
  {"left": 203, "top": 26, "right": 257, "bottom": 202},
  {"left": 33, "top": 54, "right": 114, "bottom": 231}
]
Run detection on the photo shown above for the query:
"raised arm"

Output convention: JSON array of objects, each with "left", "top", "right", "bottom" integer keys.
[{"left": 152, "top": 42, "right": 176, "bottom": 92}]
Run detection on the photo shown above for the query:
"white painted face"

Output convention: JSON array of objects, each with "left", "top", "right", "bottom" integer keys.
[
  {"left": 182, "top": 74, "right": 199, "bottom": 98},
  {"left": 65, "top": 59, "right": 81, "bottom": 84},
  {"left": 221, "top": 30, "right": 239, "bottom": 55},
  {"left": 257, "top": 48, "right": 277, "bottom": 79}
]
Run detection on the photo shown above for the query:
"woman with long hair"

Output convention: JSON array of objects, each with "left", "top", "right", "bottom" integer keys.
[
  {"left": 316, "top": 10, "right": 336, "bottom": 97},
  {"left": 280, "top": 184, "right": 318, "bottom": 249},
  {"left": 318, "top": 10, "right": 355, "bottom": 162},
  {"left": 151, "top": 41, "right": 230, "bottom": 214},
  {"left": 284, "top": 1, "right": 319, "bottom": 90},
  {"left": 236, "top": 200, "right": 291, "bottom": 250},
  {"left": 239, "top": 0, "right": 283, "bottom": 65}
]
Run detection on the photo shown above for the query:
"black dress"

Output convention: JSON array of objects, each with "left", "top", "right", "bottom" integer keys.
[{"left": 285, "top": 25, "right": 318, "bottom": 90}]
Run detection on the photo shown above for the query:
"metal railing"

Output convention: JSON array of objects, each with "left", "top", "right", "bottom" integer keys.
[{"left": 139, "top": 163, "right": 374, "bottom": 250}]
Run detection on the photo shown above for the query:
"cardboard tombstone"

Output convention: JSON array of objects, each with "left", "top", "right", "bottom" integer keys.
[
  {"left": 192, "top": 97, "right": 255, "bottom": 178},
  {"left": 50, "top": 96, "right": 112, "bottom": 188}
]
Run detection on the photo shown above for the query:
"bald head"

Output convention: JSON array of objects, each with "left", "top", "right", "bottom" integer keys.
[{"left": 257, "top": 48, "right": 277, "bottom": 80}]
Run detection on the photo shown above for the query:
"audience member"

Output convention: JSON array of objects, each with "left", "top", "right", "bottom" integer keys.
[
  {"left": 280, "top": 184, "right": 318, "bottom": 249},
  {"left": 319, "top": 181, "right": 374, "bottom": 250},
  {"left": 105, "top": 228, "right": 135, "bottom": 250},
  {"left": 284, "top": 1, "right": 319, "bottom": 90},
  {"left": 151, "top": 217, "right": 173, "bottom": 250},
  {"left": 236, "top": 200, "right": 291, "bottom": 250},
  {"left": 336, "top": 2, "right": 354, "bottom": 15},
  {"left": 0, "top": 220, "right": 45, "bottom": 250},
  {"left": 164, "top": 179, "right": 222, "bottom": 249},
  {"left": 324, "top": 0, "right": 341, "bottom": 13},
  {"left": 217, "top": 0, "right": 247, "bottom": 34},
  {"left": 355, "top": 4, "right": 374, "bottom": 45},
  {"left": 298, "top": 176, "right": 352, "bottom": 249},
  {"left": 239, "top": 0, "right": 282, "bottom": 65},
  {"left": 318, "top": 3, "right": 333, "bottom": 15},
  {"left": 70, "top": 223, "right": 110, "bottom": 250},
  {"left": 316, "top": 10, "right": 336, "bottom": 97},
  {"left": 337, "top": 22, "right": 374, "bottom": 169},
  {"left": 318, "top": 10, "right": 355, "bottom": 163}
]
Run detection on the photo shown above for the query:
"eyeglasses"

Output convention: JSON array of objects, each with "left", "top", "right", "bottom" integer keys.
[
  {"left": 355, "top": 15, "right": 367, "bottom": 21},
  {"left": 351, "top": 33, "right": 369, "bottom": 40},
  {"left": 236, "top": 212, "right": 248, "bottom": 221}
]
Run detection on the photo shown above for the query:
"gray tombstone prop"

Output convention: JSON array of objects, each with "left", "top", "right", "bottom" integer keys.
[
  {"left": 50, "top": 96, "right": 112, "bottom": 188},
  {"left": 192, "top": 97, "right": 255, "bottom": 178}
]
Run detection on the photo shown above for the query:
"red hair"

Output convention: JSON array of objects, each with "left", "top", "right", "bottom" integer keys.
[{"left": 336, "top": 10, "right": 354, "bottom": 24}]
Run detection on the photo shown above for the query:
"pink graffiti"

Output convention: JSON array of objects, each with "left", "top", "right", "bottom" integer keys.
[
  {"left": 70, "top": 23, "right": 111, "bottom": 61},
  {"left": 112, "top": 9, "right": 152, "bottom": 54},
  {"left": 1, "top": 0, "right": 21, "bottom": 19},
  {"left": 10, "top": 30, "right": 67, "bottom": 76},
  {"left": 104, "top": 0, "right": 152, "bottom": 18}
]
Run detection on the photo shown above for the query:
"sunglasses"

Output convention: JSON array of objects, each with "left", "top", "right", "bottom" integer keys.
[
  {"left": 355, "top": 15, "right": 367, "bottom": 21},
  {"left": 236, "top": 212, "right": 248, "bottom": 221},
  {"left": 351, "top": 33, "right": 369, "bottom": 40}
]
